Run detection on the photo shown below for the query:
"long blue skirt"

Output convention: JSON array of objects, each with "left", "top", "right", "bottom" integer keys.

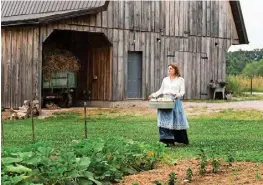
[{"left": 157, "top": 99, "right": 189, "bottom": 144}]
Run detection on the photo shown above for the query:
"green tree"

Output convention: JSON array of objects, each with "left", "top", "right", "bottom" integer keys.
[
  {"left": 242, "top": 60, "right": 263, "bottom": 94},
  {"left": 226, "top": 48, "right": 263, "bottom": 75}
]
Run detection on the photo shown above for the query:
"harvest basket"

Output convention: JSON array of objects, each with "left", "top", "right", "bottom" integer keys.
[{"left": 149, "top": 101, "right": 174, "bottom": 109}]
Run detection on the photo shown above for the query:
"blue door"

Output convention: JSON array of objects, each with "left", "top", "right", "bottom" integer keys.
[{"left": 127, "top": 52, "right": 142, "bottom": 98}]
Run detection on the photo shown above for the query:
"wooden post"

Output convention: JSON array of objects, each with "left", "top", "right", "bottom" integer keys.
[
  {"left": 250, "top": 77, "right": 253, "bottom": 95},
  {"left": 31, "top": 102, "right": 35, "bottom": 142},
  {"left": 84, "top": 102, "right": 87, "bottom": 139},
  {"left": 1, "top": 113, "right": 4, "bottom": 146}
]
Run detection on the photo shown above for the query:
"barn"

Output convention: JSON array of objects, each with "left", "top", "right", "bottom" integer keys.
[{"left": 1, "top": 1, "right": 248, "bottom": 108}]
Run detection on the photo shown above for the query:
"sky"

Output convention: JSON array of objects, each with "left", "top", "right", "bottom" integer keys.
[{"left": 228, "top": 0, "right": 263, "bottom": 51}]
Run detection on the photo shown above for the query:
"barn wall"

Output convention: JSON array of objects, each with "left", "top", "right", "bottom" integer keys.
[
  {"left": 55, "top": 1, "right": 237, "bottom": 100},
  {"left": 1, "top": 27, "right": 40, "bottom": 108}
]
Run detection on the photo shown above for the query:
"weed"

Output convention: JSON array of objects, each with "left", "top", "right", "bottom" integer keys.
[
  {"left": 211, "top": 155, "right": 221, "bottom": 173},
  {"left": 198, "top": 148, "right": 208, "bottom": 176},
  {"left": 186, "top": 168, "right": 193, "bottom": 181},
  {"left": 168, "top": 172, "right": 177, "bottom": 185}
]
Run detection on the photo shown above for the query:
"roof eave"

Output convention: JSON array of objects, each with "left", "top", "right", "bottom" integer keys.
[{"left": 230, "top": 1, "right": 249, "bottom": 44}]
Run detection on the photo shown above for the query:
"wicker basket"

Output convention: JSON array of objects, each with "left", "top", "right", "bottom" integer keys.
[{"left": 149, "top": 101, "right": 174, "bottom": 109}]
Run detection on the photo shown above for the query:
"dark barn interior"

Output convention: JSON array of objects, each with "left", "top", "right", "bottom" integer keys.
[{"left": 42, "top": 30, "right": 112, "bottom": 106}]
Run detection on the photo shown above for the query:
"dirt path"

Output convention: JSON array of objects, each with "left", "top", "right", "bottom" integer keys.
[
  {"left": 38, "top": 100, "right": 263, "bottom": 119},
  {"left": 2, "top": 100, "right": 262, "bottom": 120},
  {"left": 183, "top": 100, "right": 263, "bottom": 110}
]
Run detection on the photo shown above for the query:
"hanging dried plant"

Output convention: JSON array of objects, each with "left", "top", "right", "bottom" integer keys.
[{"left": 43, "top": 49, "right": 80, "bottom": 80}]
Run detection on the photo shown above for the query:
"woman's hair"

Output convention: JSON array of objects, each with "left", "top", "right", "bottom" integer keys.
[{"left": 168, "top": 64, "right": 181, "bottom": 77}]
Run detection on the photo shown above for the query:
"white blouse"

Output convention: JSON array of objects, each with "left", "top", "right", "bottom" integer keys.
[{"left": 151, "top": 76, "right": 185, "bottom": 98}]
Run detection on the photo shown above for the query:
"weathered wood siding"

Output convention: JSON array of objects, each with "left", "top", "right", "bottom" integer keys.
[
  {"left": 1, "top": 1, "right": 242, "bottom": 108},
  {"left": 1, "top": 27, "right": 40, "bottom": 108},
  {"left": 57, "top": 0, "right": 238, "bottom": 100}
]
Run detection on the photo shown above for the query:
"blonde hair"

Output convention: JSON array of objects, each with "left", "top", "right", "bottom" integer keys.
[{"left": 168, "top": 64, "right": 181, "bottom": 77}]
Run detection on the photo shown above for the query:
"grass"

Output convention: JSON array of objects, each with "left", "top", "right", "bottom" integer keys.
[{"left": 2, "top": 110, "right": 263, "bottom": 162}]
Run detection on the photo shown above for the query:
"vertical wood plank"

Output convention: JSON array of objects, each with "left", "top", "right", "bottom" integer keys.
[
  {"left": 118, "top": 0, "right": 124, "bottom": 29},
  {"left": 174, "top": 1, "right": 179, "bottom": 36},
  {"left": 150, "top": 33, "right": 155, "bottom": 93},
  {"left": 149, "top": 1, "right": 154, "bottom": 32},
  {"left": 112, "top": 29, "right": 118, "bottom": 100},
  {"left": 202, "top": 1, "right": 207, "bottom": 36},
  {"left": 210, "top": 1, "right": 215, "bottom": 37},
  {"left": 134, "top": 1, "right": 141, "bottom": 30},
  {"left": 123, "top": 30, "right": 129, "bottom": 99},
  {"left": 27, "top": 28, "right": 33, "bottom": 101},
  {"left": 16, "top": 28, "right": 22, "bottom": 107},
  {"left": 170, "top": 1, "right": 175, "bottom": 36},
  {"left": 197, "top": 1, "right": 202, "bottom": 36},
  {"left": 183, "top": 1, "right": 189, "bottom": 36},
  {"left": 107, "top": 1, "right": 113, "bottom": 28},
  {"left": 11, "top": 29, "right": 17, "bottom": 107},
  {"left": 160, "top": 1, "right": 165, "bottom": 35},
  {"left": 165, "top": 1, "right": 169, "bottom": 36},
  {"left": 124, "top": 1, "right": 130, "bottom": 29},
  {"left": 206, "top": 0, "right": 211, "bottom": 37},
  {"left": 6, "top": 30, "right": 12, "bottom": 108},
  {"left": 141, "top": 32, "right": 146, "bottom": 99},
  {"left": 145, "top": 32, "right": 150, "bottom": 97},
  {"left": 154, "top": 1, "right": 160, "bottom": 33},
  {"left": 1, "top": 30, "right": 6, "bottom": 107},
  {"left": 179, "top": 1, "right": 184, "bottom": 36},
  {"left": 118, "top": 30, "right": 124, "bottom": 100}
]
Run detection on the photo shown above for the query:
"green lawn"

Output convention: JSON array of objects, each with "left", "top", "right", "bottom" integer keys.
[{"left": 2, "top": 110, "right": 263, "bottom": 162}]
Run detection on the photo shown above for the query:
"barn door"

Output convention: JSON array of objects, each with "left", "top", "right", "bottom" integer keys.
[{"left": 127, "top": 51, "right": 142, "bottom": 98}]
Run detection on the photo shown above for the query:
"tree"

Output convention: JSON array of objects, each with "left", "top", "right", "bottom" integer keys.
[
  {"left": 242, "top": 60, "right": 263, "bottom": 94},
  {"left": 226, "top": 48, "right": 263, "bottom": 75}
]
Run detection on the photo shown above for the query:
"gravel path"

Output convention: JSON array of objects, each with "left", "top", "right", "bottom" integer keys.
[{"left": 183, "top": 100, "right": 263, "bottom": 110}]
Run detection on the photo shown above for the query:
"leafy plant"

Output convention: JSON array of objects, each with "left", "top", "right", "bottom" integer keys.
[
  {"left": 2, "top": 137, "right": 165, "bottom": 185},
  {"left": 186, "top": 168, "right": 193, "bottom": 181},
  {"left": 153, "top": 180, "right": 162, "bottom": 185},
  {"left": 211, "top": 154, "right": 221, "bottom": 173},
  {"left": 197, "top": 148, "right": 208, "bottom": 176},
  {"left": 227, "top": 151, "right": 235, "bottom": 167},
  {"left": 168, "top": 172, "right": 177, "bottom": 185}
]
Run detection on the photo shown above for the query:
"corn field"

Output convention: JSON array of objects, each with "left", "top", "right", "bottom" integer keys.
[{"left": 226, "top": 75, "right": 263, "bottom": 94}]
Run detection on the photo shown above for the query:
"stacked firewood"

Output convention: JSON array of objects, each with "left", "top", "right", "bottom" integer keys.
[
  {"left": 43, "top": 49, "right": 80, "bottom": 80},
  {"left": 10, "top": 100, "right": 40, "bottom": 120}
]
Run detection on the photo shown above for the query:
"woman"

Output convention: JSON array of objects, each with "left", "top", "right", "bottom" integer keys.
[{"left": 149, "top": 64, "right": 189, "bottom": 146}]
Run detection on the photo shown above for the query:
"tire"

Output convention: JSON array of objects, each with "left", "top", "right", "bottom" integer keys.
[
  {"left": 58, "top": 93, "right": 73, "bottom": 108},
  {"left": 67, "top": 93, "right": 73, "bottom": 108}
]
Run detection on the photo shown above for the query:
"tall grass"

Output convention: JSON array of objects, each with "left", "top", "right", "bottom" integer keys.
[{"left": 226, "top": 75, "right": 263, "bottom": 94}]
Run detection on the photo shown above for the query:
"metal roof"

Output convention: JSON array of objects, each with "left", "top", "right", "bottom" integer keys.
[{"left": 1, "top": 1, "right": 108, "bottom": 25}]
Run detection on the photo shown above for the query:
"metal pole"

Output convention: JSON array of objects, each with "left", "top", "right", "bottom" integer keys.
[
  {"left": 84, "top": 102, "right": 87, "bottom": 139},
  {"left": 31, "top": 102, "right": 35, "bottom": 142}
]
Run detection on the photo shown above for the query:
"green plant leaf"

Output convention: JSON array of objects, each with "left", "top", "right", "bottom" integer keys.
[
  {"left": 6, "top": 164, "right": 32, "bottom": 173},
  {"left": 78, "top": 157, "right": 91, "bottom": 166},
  {"left": 2, "top": 157, "right": 22, "bottom": 165}
]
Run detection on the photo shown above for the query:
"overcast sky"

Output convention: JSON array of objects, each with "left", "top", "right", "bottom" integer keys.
[{"left": 229, "top": 0, "right": 263, "bottom": 51}]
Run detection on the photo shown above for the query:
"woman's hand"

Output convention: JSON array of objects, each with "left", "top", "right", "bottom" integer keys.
[{"left": 148, "top": 95, "right": 153, "bottom": 100}]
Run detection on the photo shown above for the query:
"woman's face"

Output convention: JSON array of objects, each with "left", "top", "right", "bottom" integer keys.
[{"left": 168, "top": 66, "right": 175, "bottom": 76}]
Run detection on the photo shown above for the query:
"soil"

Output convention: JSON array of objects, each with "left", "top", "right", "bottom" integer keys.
[{"left": 118, "top": 159, "right": 263, "bottom": 185}]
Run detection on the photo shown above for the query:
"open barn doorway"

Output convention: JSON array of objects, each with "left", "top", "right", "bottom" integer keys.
[{"left": 42, "top": 30, "right": 112, "bottom": 108}]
